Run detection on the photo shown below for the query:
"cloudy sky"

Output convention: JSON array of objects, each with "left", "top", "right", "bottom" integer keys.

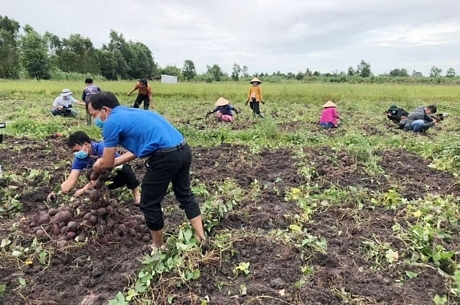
[{"left": 2, "top": 0, "right": 459, "bottom": 76}]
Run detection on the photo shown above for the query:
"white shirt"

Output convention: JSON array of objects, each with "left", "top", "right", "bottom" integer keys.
[{"left": 53, "top": 95, "right": 77, "bottom": 107}]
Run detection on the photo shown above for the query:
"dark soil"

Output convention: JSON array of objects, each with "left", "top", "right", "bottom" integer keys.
[
  {"left": 303, "top": 147, "right": 388, "bottom": 191},
  {"left": 377, "top": 149, "right": 460, "bottom": 199},
  {"left": 0, "top": 138, "right": 455, "bottom": 305}
]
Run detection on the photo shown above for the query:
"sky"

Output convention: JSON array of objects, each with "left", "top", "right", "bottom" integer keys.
[{"left": 2, "top": 0, "right": 460, "bottom": 76}]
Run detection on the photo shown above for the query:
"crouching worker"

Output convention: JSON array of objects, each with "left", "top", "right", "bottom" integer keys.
[
  {"left": 400, "top": 105, "right": 438, "bottom": 133},
  {"left": 386, "top": 104, "right": 409, "bottom": 124},
  {"left": 319, "top": 100, "right": 342, "bottom": 128},
  {"left": 51, "top": 89, "right": 85, "bottom": 117},
  {"left": 47, "top": 131, "right": 141, "bottom": 204},
  {"left": 206, "top": 97, "right": 239, "bottom": 122}
]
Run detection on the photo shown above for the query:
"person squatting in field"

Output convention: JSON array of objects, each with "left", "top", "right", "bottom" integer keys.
[
  {"left": 51, "top": 89, "right": 85, "bottom": 117},
  {"left": 385, "top": 104, "right": 409, "bottom": 124},
  {"left": 127, "top": 79, "right": 154, "bottom": 110},
  {"left": 87, "top": 91, "right": 206, "bottom": 253},
  {"left": 47, "top": 131, "right": 141, "bottom": 204},
  {"left": 206, "top": 97, "right": 239, "bottom": 122},
  {"left": 246, "top": 77, "right": 264, "bottom": 118},
  {"left": 399, "top": 105, "right": 439, "bottom": 133},
  {"left": 81, "top": 78, "right": 102, "bottom": 126},
  {"left": 319, "top": 100, "right": 342, "bottom": 128}
]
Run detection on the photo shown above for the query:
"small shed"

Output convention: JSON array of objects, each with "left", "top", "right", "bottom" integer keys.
[{"left": 161, "top": 74, "right": 178, "bottom": 84}]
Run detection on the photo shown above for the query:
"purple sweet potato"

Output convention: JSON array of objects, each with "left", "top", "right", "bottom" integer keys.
[
  {"left": 54, "top": 210, "right": 72, "bottom": 224},
  {"left": 60, "top": 226, "right": 67, "bottom": 235},
  {"left": 89, "top": 215, "right": 98, "bottom": 226},
  {"left": 66, "top": 232, "right": 76, "bottom": 240},
  {"left": 36, "top": 229, "right": 46, "bottom": 238},
  {"left": 88, "top": 190, "right": 102, "bottom": 202},
  {"left": 52, "top": 223, "right": 61, "bottom": 236},
  {"left": 67, "top": 221, "right": 78, "bottom": 232},
  {"left": 37, "top": 212, "right": 51, "bottom": 225},
  {"left": 76, "top": 232, "right": 86, "bottom": 242},
  {"left": 48, "top": 208, "right": 58, "bottom": 216},
  {"left": 97, "top": 207, "right": 107, "bottom": 217}
]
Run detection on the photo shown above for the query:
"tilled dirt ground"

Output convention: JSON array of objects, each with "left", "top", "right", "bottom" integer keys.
[{"left": 0, "top": 137, "right": 457, "bottom": 305}]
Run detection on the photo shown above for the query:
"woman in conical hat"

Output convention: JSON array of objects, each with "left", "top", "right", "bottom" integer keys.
[
  {"left": 246, "top": 77, "right": 264, "bottom": 118},
  {"left": 206, "top": 97, "right": 239, "bottom": 123},
  {"left": 319, "top": 100, "right": 342, "bottom": 128}
]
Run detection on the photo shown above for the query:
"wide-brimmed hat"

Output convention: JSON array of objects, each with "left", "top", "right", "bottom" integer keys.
[
  {"left": 60, "top": 89, "right": 73, "bottom": 96},
  {"left": 323, "top": 100, "right": 336, "bottom": 108},
  {"left": 389, "top": 104, "right": 398, "bottom": 110},
  {"left": 215, "top": 97, "right": 230, "bottom": 107},
  {"left": 250, "top": 77, "right": 261, "bottom": 84}
]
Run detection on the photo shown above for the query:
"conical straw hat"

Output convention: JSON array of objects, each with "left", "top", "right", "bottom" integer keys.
[
  {"left": 215, "top": 97, "right": 230, "bottom": 106},
  {"left": 250, "top": 77, "right": 261, "bottom": 84},
  {"left": 323, "top": 100, "right": 336, "bottom": 108}
]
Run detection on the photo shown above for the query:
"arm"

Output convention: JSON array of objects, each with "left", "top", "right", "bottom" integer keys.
[
  {"left": 114, "top": 151, "right": 137, "bottom": 166},
  {"left": 259, "top": 87, "right": 263, "bottom": 102},
  {"left": 72, "top": 96, "right": 86, "bottom": 106},
  {"left": 74, "top": 180, "right": 97, "bottom": 196},
  {"left": 206, "top": 107, "right": 218, "bottom": 117},
  {"left": 60, "top": 170, "right": 81, "bottom": 193},
  {"left": 247, "top": 88, "right": 251, "bottom": 102},
  {"left": 333, "top": 109, "right": 341, "bottom": 119},
  {"left": 127, "top": 83, "right": 140, "bottom": 96},
  {"left": 93, "top": 147, "right": 117, "bottom": 173},
  {"left": 81, "top": 90, "right": 86, "bottom": 103},
  {"left": 52, "top": 98, "right": 62, "bottom": 109}
]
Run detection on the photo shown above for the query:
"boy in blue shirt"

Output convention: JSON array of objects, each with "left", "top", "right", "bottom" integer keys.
[
  {"left": 47, "top": 131, "right": 140, "bottom": 204},
  {"left": 87, "top": 92, "right": 206, "bottom": 252}
]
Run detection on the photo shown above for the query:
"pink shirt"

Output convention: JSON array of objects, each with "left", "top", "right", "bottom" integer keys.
[{"left": 320, "top": 107, "right": 340, "bottom": 126}]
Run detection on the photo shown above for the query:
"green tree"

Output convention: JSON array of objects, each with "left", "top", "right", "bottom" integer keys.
[
  {"left": 160, "top": 65, "right": 181, "bottom": 77},
  {"left": 231, "top": 63, "right": 241, "bottom": 81},
  {"left": 20, "top": 25, "right": 51, "bottom": 80},
  {"left": 390, "top": 68, "right": 409, "bottom": 77},
  {"left": 446, "top": 67, "right": 456, "bottom": 77},
  {"left": 182, "top": 59, "right": 196, "bottom": 81},
  {"left": 356, "top": 60, "right": 371, "bottom": 77},
  {"left": 129, "top": 42, "right": 157, "bottom": 79},
  {"left": 429, "top": 66, "right": 442, "bottom": 77},
  {"left": 98, "top": 50, "right": 118, "bottom": 80},
  {"left": 56, "top": 34, "right": 99, "bottom": 74},
  {"left": 347, "top": 67, "right": 355, "bottom": 76},
  {"left": 412, "top": 70, "right": 423, "bottom": 77},
  {"left": 206, "top": 64, "right": 225, "bottom": 81},
  {"left": 242, "top": 65, "right": 249, "bottom": 77},
  {"left": 0, "top": 15, "right": 21, "bottom": 79}
]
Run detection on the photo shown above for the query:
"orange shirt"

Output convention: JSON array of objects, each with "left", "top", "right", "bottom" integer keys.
[
  {"left": 133, "top": 82, "right": 152, "bottom": 98},
  {"left": 247, "top": 85, "right": 263, "bottom": 102}
]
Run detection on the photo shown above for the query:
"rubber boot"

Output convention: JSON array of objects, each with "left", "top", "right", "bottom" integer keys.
[{"left": 257, "top": 113, "right": 264, "bottom": 118}]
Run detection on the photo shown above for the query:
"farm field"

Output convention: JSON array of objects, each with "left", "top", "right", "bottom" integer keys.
[{"left": 1, "top": 81, "right": 460, "bottom": 305}]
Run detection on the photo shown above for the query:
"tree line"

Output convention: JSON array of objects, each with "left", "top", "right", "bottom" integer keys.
[{"left": 0, "top": 15, "right": 458, "bottom": 83}]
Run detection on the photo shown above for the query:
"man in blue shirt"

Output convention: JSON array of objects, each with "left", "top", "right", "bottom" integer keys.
[
  {"left": 46, "top": 131, "right": 140, "bottom": 204},
  {"left": 81, "top": 78, "right": 102, "bottom": 126},
  {"left": 88, "top": 92, "right": 206, "bottom": 252}
]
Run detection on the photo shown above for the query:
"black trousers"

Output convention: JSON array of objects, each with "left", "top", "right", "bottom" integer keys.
[
  {"left": 249, "top": 99, "right": 261, "bottom": 114},
  {"left": 133, "top": 94, "right": 150, "bottom": 110},
  {"left": 107, "top": 164, "right": 140, "bottom": 190},
  {"left": 140, "top": 143, "right": 201, "bottom": 231},
  {"left": 85, "top": 102, "right": 91, "bottom": 126}
]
